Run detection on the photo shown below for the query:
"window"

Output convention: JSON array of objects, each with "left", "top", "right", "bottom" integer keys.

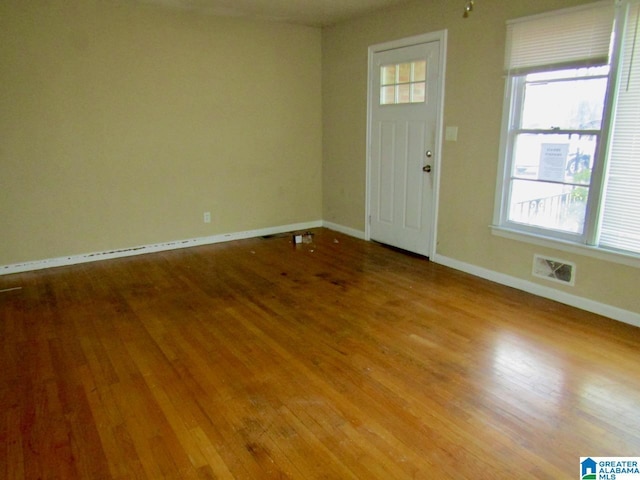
[
  {"left": 380, "top": 60, "right": 427, "bottom": 105},
  {"left": 495, "top": 1, "right": 640, "bottom": 257},
  {"left": 506, "top": 66, "right": 608, "bottom": 235}
]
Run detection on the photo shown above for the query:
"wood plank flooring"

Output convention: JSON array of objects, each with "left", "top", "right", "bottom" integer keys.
[{"left": 1, "top": 228, "right": 639, "bottom": 479}]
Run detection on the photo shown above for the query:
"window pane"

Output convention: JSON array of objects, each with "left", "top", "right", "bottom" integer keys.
[
  {"left": 512, "top": 133, "right": 596, "bottom": 184},
  {"left": 412, "top": 82, "right": 426, "bottom": 103},
  {"left": 508, "top": 179, "right": 588, "bottom": 234},
  {"left": 381, "top": 65, "right": 396, "bottom": 86},
  {"left": 380, "top": 86, "right": 395, "bottom": 105},
  {"left": 522, "top": 72, "right": 608, "bottom": 130},
  {"left": 527, "top": 66, "right": 609, "bottom": 82},
  {"left": 397, "top": 84, "right": 411, "bottom": 104},
  {"left": 413, "top": 61, "right": 426, "bottom": 82},
  {"left": 398, "top": 63, "right": 411, "bottom": 83}
]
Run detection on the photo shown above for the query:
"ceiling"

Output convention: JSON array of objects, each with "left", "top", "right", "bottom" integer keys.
[{"left": 133, "top": 0, "right": 418, "bottom": 27}]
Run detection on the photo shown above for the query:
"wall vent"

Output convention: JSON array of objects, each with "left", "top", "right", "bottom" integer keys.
[{"left": 532, "top": 254, "right": 576, "bottom": 286}]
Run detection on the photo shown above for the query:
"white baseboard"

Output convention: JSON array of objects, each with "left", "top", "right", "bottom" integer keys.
[
  {"left": 1, "top": 220, "right": 323, "bottom": 276},
  {"left": 5, "top": 222, "right": 637, "bottom": 329},
  {"left": 322, "top": 221, "right": 366, "bottom": 240},
  {"left": 432, "top": 253, "right": 640, "bottom": 329}
]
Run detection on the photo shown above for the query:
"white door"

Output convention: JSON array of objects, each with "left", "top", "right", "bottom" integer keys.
[{"left": 368, "top": 39, "right": 441, "bottom": 256}]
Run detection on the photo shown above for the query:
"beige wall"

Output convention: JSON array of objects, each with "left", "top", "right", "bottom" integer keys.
[
  {"left": 322, "top": 0, "right": 640, "bottom": 315},
  {"left": 0, "top": 0, "right": 322, "bottom": 265}
]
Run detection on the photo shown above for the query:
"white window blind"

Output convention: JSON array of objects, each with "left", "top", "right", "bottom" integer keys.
[
  {"left": 505, "top": 2, "right": 615, "bottom": 74},
  {"left": 598, "top": 1, "right": 640, "bottom": 253}
]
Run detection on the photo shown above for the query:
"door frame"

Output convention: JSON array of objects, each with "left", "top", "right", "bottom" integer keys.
[{"left": 365, "top": 31, "right": 447, "bottom": 258}]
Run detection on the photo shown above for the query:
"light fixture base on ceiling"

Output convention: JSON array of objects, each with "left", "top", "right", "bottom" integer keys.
[{"left": 463, "top": 0, "right": 475, "bottom": 18}]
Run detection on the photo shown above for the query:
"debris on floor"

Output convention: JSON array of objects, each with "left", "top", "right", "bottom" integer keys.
[{"left": 292, "top": 232, "right": 314, "bottom": 245}]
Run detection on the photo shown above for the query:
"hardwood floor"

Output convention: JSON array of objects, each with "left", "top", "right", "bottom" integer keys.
[{"left": 1, "top": 228, "right": 639, "bottom": 479}]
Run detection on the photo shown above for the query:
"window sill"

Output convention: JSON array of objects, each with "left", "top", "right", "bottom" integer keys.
[{"left": 490, "top": 225, "right": 640, "bottom": 269}]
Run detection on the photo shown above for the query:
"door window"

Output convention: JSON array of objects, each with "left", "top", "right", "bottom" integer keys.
[{"left": 380, "top": 60, "right": 427, "bottom": 105}]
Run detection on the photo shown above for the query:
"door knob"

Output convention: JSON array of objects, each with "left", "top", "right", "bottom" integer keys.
[
  {"left": 423, "top": 165, "right": 432, "bottom": 173},
  {"left": 426, "top": 150, "right": 433, "bottom": 158}
]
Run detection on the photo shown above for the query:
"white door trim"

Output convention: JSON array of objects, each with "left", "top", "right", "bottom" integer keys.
[{"left": 365, "top": 30, "right": 447, "bottom": 258}]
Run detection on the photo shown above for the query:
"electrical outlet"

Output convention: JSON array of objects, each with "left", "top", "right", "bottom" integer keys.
[{"left": 203, "top": 212, "right": 211, "bottom": 223}]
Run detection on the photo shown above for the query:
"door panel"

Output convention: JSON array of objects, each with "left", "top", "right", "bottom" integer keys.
[
  {"left": 378, "top": 122, "right": 396, "bottom": 223},
  {"left": 406, "top": 120, "right": 426, "bottom": 230}
]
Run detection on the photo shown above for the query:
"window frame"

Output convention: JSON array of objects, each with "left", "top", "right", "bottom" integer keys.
[
  {"left": 493, "top": 0, "right": 639, "bottom": 260},
  {"left": 497, "top": 67, "right": 610, "bottom": 244}
]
